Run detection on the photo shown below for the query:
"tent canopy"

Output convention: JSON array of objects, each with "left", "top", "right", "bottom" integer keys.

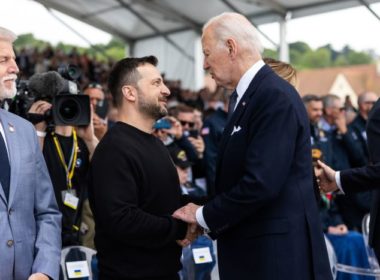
[
  {"left": 33, "top": 0, "right": 380, "bottom": 44},
  {"left": 32, "top": 0, "right": 380, "bottom": 89}
]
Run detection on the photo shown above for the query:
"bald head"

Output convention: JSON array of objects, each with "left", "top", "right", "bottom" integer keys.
[
  {"left": 201, "top": 13, "right": 263, "bottom": 89},
  {"left": 203, "top": 12, "right": 263, "bottom": 56},
  {"left": 358, "top": 91, "right": 378, "bottom": 119}
]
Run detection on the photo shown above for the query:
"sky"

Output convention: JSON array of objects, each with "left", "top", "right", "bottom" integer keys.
[{"left": 1, "top": 0, "right": 380, "bottom": 55}]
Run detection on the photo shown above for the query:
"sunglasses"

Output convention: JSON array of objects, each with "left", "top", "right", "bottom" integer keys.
[
  {"left": 85, "top": 82, "right": 103, "bottom": 91},
  {"left": 179, "top": 120, "right": 195, "bottom": 128}
]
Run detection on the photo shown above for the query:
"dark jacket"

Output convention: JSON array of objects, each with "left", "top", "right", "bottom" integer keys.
[
  {"left": 202, "top": 64, "right": 332, "bottom": 280},
  {"left": 340, "top": 98, "right": 380, "bottom": 259}
]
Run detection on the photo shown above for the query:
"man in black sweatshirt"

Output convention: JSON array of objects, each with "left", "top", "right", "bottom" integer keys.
[{"left": 88, "top": 56, "right": 197, "bottom": 280}]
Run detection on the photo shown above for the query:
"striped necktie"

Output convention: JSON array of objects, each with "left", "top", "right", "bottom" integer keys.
[{"left": 227, "top": 90, "right": 238, "bottom": 121}]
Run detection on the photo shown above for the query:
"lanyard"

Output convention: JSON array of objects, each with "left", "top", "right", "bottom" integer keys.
[{"left": 52, "top": 129, "right": 78, "bottom": 189}]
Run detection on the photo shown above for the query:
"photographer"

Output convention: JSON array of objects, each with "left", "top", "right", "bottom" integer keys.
[
  {"left": 83, "top": 82, "right": 108, "bottom": 140},
  {"left": 28, "top": 79, "right": 98, "bottom": 247}
]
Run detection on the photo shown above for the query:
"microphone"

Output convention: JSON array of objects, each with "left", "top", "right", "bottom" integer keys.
[{"left": 28, "top": 71, "right": 77, "bottom": 99}]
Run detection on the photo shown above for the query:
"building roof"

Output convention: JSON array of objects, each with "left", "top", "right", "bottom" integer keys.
[{"left": 297, "top": 63, "right": 380, "bottom": 97}]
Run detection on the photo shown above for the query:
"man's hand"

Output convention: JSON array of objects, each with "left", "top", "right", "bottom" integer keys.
[
  {"left": 92, "top": 113, "right": 107, "bottom": 140},
  {"left": 328, "top": 224, "right": 348, "bottom": 235},
  {"left": 317, "top": 160, "right": 339, "bottom": 193},
  {"left": 335, "top": 111, "right": 347, "bottom": 134},
  {"left": 76, "top": 105, "right": 99, "bottom": 158},
  {"left": 28, "top": 273, "right": 49, "bottom": 280},
  {"left": 173, "top": 203, "right": 200, "bottom": 224},
  {"left": 28, "top": 100, "right": 52, "bottom": 132},
  {"left": 177, "top": 223, "right": 203, "bottom": 247},
  {"left": 188, "top": 136, "right": 205, "bottom": 157},
  {"left": 164, "top": 116, "right": 183, "bottom": 139}
]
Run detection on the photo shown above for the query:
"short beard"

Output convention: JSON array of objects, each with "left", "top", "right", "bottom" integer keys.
[
  {"left": 0, "top": 77, "right": 17, "bottom": 100},
  {"left": 138, "top": 94, "right": 167, "bottom": 121}
]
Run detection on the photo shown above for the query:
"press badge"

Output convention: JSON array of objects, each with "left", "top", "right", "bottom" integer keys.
[
  {"left": 66, "top": 261, "right": 90, "bottom": 278},
  {"left": 192, "top": 247, "right": 213, "bottom": 264},
  {"left": 63, "top": 191, "right": 79, "bottom": 210}
]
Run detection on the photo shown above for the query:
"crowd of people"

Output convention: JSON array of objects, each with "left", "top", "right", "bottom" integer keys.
[{"left": 0, "top": 11, "right": 379, "bottom": 280}]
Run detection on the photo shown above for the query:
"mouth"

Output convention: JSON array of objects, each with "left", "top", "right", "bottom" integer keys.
[
  {"left": 159, "top": 99, "right": 168, "bottom": 106},
  {"left": 2, "top": 79, "right": 16, "bottom": 88},
  {"left": 2, "top": 76, "right": 17, "bottom": 86}
]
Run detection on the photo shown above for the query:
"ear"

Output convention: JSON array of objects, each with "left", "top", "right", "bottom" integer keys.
[
  {"left": 226, "top": 38, "right": 237, "bottom": 58},
  {"left": 121, "top": 85, "right": 137, "bottom": 102}
]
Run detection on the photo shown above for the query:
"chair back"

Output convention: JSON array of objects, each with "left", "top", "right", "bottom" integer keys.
[{"left": 61, "top": 245, "right": 97, "bottom": 280}]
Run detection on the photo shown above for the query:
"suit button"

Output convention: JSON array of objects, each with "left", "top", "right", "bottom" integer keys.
[
  {"left": 7, "top": 240, "right": 14, "bottom": 247},
  {"left": 8, "top": 208, "right": 13, "bottom": 215}
]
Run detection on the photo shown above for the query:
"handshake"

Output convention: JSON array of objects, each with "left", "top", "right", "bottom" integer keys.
[{"left": 172, "top": 203, "right": 203, "bottom": 247}]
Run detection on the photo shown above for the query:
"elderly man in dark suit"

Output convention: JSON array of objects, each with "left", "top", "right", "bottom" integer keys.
[
  {"left": 173, "top": 12, "right": 332, "bottom": 280},
  {"left": 319, "top": 98, "right": 380, "bottom": 261}
]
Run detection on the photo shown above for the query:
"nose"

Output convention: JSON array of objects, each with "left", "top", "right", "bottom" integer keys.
[
  {"left": 9, "top": 58, "right": 19, "bottom": 74},
  {"left": 162, "top": 84, "right": 170, "bottom": 97},
  {"left": 203, "top": 58, "right": 209, "bottom": 70},
  {"left": 90, "top": 98, "right": 98, "bottom": 107}
]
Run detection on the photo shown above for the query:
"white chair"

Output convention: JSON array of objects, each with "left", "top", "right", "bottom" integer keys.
[
  {"left": 61, "top": 245, "right": 97, "bottom": 280},
  {"left": 324, "top": 234, "right": 380, "bottom": 279},
  {"left": 362, "top": 213, "right": 380, "bottom": 279}
]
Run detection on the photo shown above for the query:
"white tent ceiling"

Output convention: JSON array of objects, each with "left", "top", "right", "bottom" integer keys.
[
  {"left": 32, "top": 0, "right": 380, "bottom": 89},
  {"left": 33, "top": 0, "right": 380, "bottom": 43}
]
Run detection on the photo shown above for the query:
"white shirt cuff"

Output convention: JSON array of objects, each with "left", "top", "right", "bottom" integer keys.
[
  {"left": 335, "top": 171, "right": 345, "bottom": 194},
  {"left": 196, "top": 206, "right": 210, "bottom": 231}
]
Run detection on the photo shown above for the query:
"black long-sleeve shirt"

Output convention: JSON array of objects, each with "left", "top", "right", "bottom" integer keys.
[{"left": 88, "top": 122, "right": 187, "bottom": 279}]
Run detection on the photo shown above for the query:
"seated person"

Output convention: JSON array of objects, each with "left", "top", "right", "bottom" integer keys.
[{"left": 168, "top": 146, "right": 215, "bottom": 280}]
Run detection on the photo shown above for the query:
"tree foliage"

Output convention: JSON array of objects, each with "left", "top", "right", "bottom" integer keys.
[
  {"left": 14, "top": 33, "right": 375, "bottom": 69},
  {"left": 264, "top": 41, "right": 375, "bottom": 70}
]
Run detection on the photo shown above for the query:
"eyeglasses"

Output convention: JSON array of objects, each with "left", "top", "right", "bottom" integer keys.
[
  {"left": 363, "top": 101, "right": 376, "bottom": 105},
  {"left": 179, "top": 120, "right": 195, "bottom": 128},
  {"left": 85, "top": 82, "right": 103, "bottom": 91}
]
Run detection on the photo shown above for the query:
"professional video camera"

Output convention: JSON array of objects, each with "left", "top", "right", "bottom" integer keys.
[{"left": 10, "top": 65, "right": 90, "bottom": 126}]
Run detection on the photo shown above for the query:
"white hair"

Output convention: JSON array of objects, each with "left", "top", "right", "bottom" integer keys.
[
  {"left": 0, "top": 26, "right": 17, "bottom": 43},
  {"left": 203, "top": 12, "right": 263, "bottom": 54}
]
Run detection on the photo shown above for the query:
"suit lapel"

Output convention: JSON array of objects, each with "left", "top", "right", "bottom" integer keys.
[
  {"left": 216, "top": 65, "right": 273, "bottom": 168},
  {"left": 0, "top": 111, "right": 21, "bottom": 206}
]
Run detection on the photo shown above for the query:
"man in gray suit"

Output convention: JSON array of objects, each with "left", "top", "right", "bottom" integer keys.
[{"left": 0, "top": 26, "right": 62, "bottom": 280}]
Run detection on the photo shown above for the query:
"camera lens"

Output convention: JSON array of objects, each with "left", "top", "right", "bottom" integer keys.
[
  {"left": 59, "top": 98, "right": 80, "bottom": 121},
  {"left": 57, "top": 64, "right": 81, "bottom": 81}
]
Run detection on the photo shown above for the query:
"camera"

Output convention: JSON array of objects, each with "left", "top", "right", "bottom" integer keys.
[
  {"left": 52, "top": 94, "right": 90, "bottom": 126},
  {"left": 10, "top": 66, "right": 90, "bottom": 126},
  {"left": 58, "top": 64, "right": 82, "bottom": 81}
]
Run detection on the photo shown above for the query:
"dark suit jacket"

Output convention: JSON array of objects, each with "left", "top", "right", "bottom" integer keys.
[
  {"left": 202, "top": 64, "right": 332, "bottom": 280},
  {"left": 340, "top": 98, "right": 380, "bottom": 257}
]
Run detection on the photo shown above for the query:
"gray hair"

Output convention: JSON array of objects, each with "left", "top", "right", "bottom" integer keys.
[
  {"left": 358, "top": 91, "right": 377, "bottom": 105},
  {"left": 323, "top": 94, "right": 340, "bottom": 109},
  {"left": 0, "top": 26, "right": 17, "bottom": 43},
  {"left": 203, "top": 12, "right": 263, "bottom": 54}
]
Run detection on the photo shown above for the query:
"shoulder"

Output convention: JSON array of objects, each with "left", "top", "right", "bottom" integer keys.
[{"left": 0, "top": 109, "right": 35, "bottom": 133}]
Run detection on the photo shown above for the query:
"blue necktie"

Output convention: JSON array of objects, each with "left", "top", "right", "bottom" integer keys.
[
  {"left": 0, "top": 131, "right": 10, "bottom": 200},
  {"left": 227, "top": 90, "right": 238, "bottom": 121}
]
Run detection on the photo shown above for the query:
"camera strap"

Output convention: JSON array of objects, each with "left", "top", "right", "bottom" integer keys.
[{"left": 52, "top": 129, "right": 78, "bottom": 190}]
